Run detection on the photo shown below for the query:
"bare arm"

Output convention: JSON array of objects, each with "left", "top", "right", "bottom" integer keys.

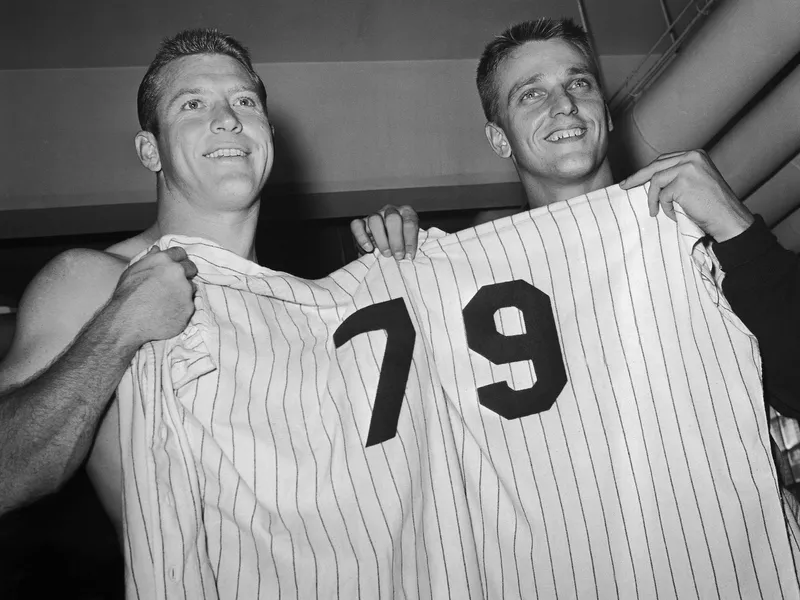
[
  {"left": 0, "top": 299, "right": 140, "bottom": 515},
  {"left": 0, "top": 246, "right": 197, "bottom": 517}
]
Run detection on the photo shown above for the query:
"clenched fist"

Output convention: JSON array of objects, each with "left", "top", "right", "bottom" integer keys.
[{"left": 108, "top": 246, "right": 198, "bottom": 350}]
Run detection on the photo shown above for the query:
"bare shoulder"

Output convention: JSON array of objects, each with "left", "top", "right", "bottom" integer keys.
[
  {"left": 0, "top": 248, "right": 129, "bottom": 387},
  {"left": 105, "top": 232, "right": 152, "bottom": 262}
]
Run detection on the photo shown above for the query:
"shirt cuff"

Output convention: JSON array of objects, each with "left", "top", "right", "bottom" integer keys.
[{"left": 712, "top": 215, "right": 778, "bottom": 271}]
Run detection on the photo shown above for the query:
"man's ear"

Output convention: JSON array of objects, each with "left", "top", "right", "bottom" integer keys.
[
  {"left": 485, "top": 121, "right": 512, "bottom": 159},
  {"left": 135, "top": 131, "right": 161, "bottom": 173},
  {"left": 605, "top": 104, "right": 614, "bottom": 133}
]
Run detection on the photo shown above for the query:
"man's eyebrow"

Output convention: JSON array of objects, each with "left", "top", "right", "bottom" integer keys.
[
  {"left": 167, "top": 87, "right": 205, "bottom": 109},
  {"left": 566, "top": 65, "right": 594, "bottom": 77},
  {"left": 229, "top": 83, "right": 259, "bottom": 95},
  {"left": 507, "top": 73, "right": 542, "bottom": 106}
]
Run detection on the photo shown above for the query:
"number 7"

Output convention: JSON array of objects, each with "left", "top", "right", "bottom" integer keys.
[{"left": 333, "top": 298, "right": 416, "bottom": 447}]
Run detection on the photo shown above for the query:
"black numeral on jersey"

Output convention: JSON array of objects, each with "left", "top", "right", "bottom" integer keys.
[
  {"left": 334, "top": 281, "right": 567, "bottom": 447},
  {"left": 333, "top": 298, "right": 416, "bottom": 447},
  {"left": 463, "top": 280, "right": 567, "bottom": 419}
]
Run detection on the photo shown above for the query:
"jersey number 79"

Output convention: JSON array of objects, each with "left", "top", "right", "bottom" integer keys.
[{"left": 334, "top": 279, "right": 567, "bottom": 447}]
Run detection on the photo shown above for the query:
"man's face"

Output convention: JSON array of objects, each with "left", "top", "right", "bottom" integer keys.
[
  {"left": 153, "top": 53, "right": 273, "bottom": 209},
  {"left": 489, "top": 39, "right": 611, "bottom": 185}
]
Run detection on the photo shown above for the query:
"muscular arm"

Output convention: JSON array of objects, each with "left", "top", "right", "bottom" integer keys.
[
  {"left": 714, "top": 216, "right": 800, "bottom": 418},
  {"left": 0, "top": 245, "right": 196, "bottom": 519},
  {"left": 0, "top": 300, "right": 138, "bottom": 515}
]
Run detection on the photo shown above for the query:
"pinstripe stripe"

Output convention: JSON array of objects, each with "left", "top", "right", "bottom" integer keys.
[
  {"left": 426, "top": 239, "right": 491, "bottom": 596},
  {"left": 624, "top": 191, "right": 714, "bottom": 598},
  {"left": 401, "top": 258, "right": 472, "bottom": 600},
  {"left": 515, "top": 214, "right": 582, "bottom": 599},
  {"left": 588, "top": 194, "right": 665, "bottom": 598},
  {"left": 117, "top": 389, "right": 142, "bottom": 600},
  {"left": 236, "top": 290, "right": 265, "bottom": 598},
  {"left": 567, "top": 198, "right": 644, "bottom": 596},
  {"left": 612, "top": 192, "right": 700, "bottom": 598},
  {"left": 657, "top": 214, "right": 744, "bottom": 598},
  {"left": 603, "top": 192, "right": 680, "bottom": 598},
  {"left": 218, "top": 287, "right": 245, "bottom": 594},
  {"left": 274, "top": 287, "right": 322, "bottom": 598},
  {"left": 546, "top": 202, "right": 622, "bottom": 597},
  {"left": 173, "top": 378, "right": 209, "bottom": 600},
  {"left": 273, "top": 280, "right": 343, "bottom": 597},
  {"left": 247, "top": 282, "right": 294, "bottom": 597},
  {"left": 257, "top": 291, "right": 304, "bottom": 597},
  {"left": 146, "top": 343, "right": 170, "bottom": 599}
]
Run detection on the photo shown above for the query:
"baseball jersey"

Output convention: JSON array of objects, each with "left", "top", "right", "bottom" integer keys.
[{"left": 117, "top": 184, "right": 800, "bottom": 599}]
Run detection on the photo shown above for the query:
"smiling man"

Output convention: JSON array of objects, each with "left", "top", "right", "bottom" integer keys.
[
  {"left": 0, "top": 29, "right": 404, "bottom": 524},
  {"left": 479, "top": 22, "right": 613, "bottom": 208}
]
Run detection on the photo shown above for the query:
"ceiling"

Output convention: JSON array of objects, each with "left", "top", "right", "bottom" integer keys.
[{"left": 2, "top": 0, "right": 687, "bottom": 70}]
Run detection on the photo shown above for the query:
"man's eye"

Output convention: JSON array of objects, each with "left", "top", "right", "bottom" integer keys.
[
  {"left": 521, "top": 89, "right": 542, "bottom": 102},
  {"left": 182, "top": 99, "right": 202, "bottom": 110},
  {"left": 570, "top": 78, "right": 590, "bottom": 89},
  {"left": 236, "top": 97, "right": 257, "bottom": 107}
]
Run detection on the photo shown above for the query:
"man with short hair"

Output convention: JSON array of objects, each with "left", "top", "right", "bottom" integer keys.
[
  {"left": 0, "top": 28, "right": 408, "bottom": 523},
  {"left": 353, "top": 17, "right": 799, "bottom": 415},
  {"left": 356, "top": 18, "right": 752, "bottom": 246}
]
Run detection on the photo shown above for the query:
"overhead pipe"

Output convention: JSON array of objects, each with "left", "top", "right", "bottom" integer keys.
[
  {"left": 745, "top": 154, "right": 800, "bottom": 228},
  {"left": 611, "top": 0, "right": 800, "bottom": 175},
  {"left": 709, "top": 63, "right": 800, "bottom": 200},
  {"left": 772, "top": 205, "right": 800, "bottom": 253}
]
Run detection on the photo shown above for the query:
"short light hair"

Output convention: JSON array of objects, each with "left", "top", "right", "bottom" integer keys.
[
  {"left": 476, "top": 18, "right": 600, "bottom": 124},
  {"left": 137, "top": 28, "right": 267, "bottom": 136}
]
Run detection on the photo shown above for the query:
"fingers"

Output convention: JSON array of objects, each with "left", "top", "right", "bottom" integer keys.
[
  {"left": 143, "top": 246, "right": 197, "bottom": 280},
  {"left": 383, "top": 206, "right": 407, "bottom": 259},
  {"left": 352, "top": 204, "right": 421, "bottom": 260},
  {"left": 162, "top": 246, "right": 188, "bottom": 262},
  {"left": 619, "top": 151, "right": 687, "bottom": 189},
  {"left": 367, "top": 212, "right": 391, "bottom": 257},
  {"left": 350, "top": 218, "right": 374, "bottom": 254},
  {"left": 646, "top": 178, "right": 661, "bottom": 218},
  {"left": 646, "top": 165, "right": 681, "bottom": 222},
  {"left": 182, "top": 259, "right": 198, "bottom": 279},
  {"left": 162, "top": 247, "right": 198, "bottom": 278},
  {"left": 399, "top": 206, "right": 419, "bottom": 260}
]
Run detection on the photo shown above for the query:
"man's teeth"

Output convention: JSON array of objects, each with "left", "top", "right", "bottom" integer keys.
[
  {"left": 204, "top": 148, "right": 246, "bottom": 158},
  {"left": 547, "top": 128, "right": 584, "bottom": 141}
]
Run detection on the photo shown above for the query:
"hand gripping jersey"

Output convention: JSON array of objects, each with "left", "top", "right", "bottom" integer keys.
[{"left": 117, "top": 185, "right": 800, "bottom": 600}]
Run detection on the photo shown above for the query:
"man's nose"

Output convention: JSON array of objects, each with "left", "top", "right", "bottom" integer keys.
[
  {"left": 549, "top": 88, "right": 578, "bottom": 117},
  {"left": 211, "top": 104, "right": 242, "bottom": 133}
]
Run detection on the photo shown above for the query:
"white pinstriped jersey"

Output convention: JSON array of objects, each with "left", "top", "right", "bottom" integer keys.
[{"left": 117, "top": 184, "right": 800, "bottom": 599}]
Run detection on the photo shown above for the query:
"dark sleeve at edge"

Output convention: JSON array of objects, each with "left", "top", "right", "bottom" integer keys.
[{"left": 714, "top": 215, "right": 800, "bottom": 418}]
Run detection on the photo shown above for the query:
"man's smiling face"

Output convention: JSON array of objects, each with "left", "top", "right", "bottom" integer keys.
[
  {"left": 489, "top": 39, "right": 612, "bottom": 187},
  {"left": 153, "top": 53, "right": 274, "bottom": 210}
]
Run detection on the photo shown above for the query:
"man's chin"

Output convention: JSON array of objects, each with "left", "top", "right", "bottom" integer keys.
[
  {"left": 210, "top": 179, "right": 263, "bottom": 204},
  {"left": 550, "top": 153, "right": 605, "bottom": 180}
]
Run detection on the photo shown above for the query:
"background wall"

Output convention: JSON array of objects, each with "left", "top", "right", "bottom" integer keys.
[{"left": 0, "top": 0, "right": 680, "bottom": 239}]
